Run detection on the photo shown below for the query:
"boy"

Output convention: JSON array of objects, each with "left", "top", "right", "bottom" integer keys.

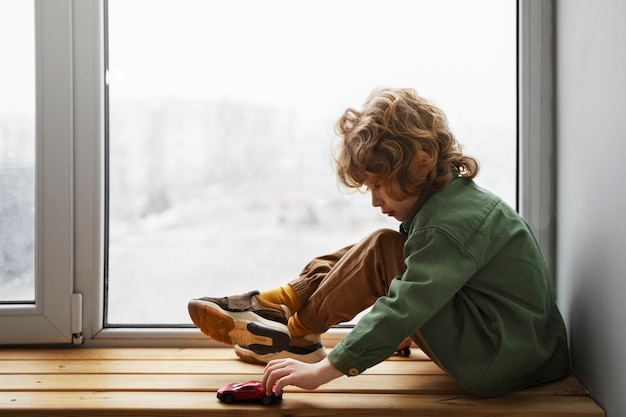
[{"left": 188, "top": 87, "right": 570, "bottom": 397}]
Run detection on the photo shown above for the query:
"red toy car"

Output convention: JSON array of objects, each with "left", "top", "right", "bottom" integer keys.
[{"left": 217, "top": 380, "right": 283, "bottom": 405}]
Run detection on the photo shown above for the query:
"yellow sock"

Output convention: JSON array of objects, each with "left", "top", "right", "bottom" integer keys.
[
  {"left": 258, "top": 285, "right": 301, "bottom": 315},
  {"left": 288, "top": 313, "right": 314, "bottom": 338}
]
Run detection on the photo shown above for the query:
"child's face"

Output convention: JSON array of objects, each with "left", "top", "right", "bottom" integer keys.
[{"left": 368, "top": 184, "right": 420, "bottom": 221}]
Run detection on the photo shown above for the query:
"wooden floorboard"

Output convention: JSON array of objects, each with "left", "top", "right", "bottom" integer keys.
[{"left": 0, "top": 348, "right": 606, "bottom": 417}]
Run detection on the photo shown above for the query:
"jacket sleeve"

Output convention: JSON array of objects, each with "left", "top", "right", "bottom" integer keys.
[{"left": 328, "top": 226, "right": 478, "bottom": 376}]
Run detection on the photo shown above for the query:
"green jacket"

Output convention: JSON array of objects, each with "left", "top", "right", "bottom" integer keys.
[{"left": 328, "top": 177, "right": 569, "bottom": 396}]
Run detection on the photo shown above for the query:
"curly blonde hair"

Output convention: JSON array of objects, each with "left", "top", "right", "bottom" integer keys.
[{"left": 334, "top": 87, "right": 479, "bottom": 200}]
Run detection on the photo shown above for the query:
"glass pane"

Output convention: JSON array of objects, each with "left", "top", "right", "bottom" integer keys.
[
  {"left": 0, "top": 0, "right": 36, "bottom": 303},
  {"left": 106, "top": 0, "right": 516, "bottom": 325}
]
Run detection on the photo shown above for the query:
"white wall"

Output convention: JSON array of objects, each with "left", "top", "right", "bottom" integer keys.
[{"left": 556, "top": 1, "right": 626, "bottom": 416}]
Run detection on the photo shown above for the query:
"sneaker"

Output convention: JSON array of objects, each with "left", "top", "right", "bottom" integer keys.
[
  {"left": 188, "top": 291, "right": 291, "bottom": 354},
  {"left": 234, "top": 334, "right": 327, "bottom": 365}
]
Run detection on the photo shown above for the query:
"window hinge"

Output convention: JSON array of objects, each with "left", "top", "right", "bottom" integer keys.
[{"left": 71, "top": 293, "right": 84, "bottom": 345}]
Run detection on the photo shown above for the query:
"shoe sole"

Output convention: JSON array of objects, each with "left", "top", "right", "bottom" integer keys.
[
  {"left": 234, "top": 345, "right": 327, "bottom": 365},
  {"left": 188, "top": 300, "right": 290, "bottom": 353}
]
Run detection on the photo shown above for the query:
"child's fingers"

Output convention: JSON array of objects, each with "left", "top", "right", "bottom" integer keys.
[{"left": 263, "top": 359, "right": 292, "bottom": 395}]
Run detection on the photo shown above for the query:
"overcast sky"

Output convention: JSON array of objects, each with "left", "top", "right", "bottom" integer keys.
[
  {"left": 0, "top": 0, "right": 515, "bottom": 126},
  {"left": 0, "top": 0, "right": 34, "bottom": 116},
  {"left": 107, "top": 0, "right": 515, "bottom": 124}
]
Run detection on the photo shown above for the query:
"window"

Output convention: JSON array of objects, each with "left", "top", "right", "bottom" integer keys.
[
  {"left": 0, "top": 0, "right": 36, "bottom": 303},
  {"left": 2, "top": 0, "right": 556, "bottom": 346},
  {"left": 0, "top": 0, "right": 75, "bottom": 345},
  {"left": 105, "top": 0, "right": 516, "bottom": 326}
]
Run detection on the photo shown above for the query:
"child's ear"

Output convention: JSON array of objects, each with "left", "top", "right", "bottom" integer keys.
[
  {"left": 412, "top": 151, "right": 435, "bottom": 180},
  {"left": 414, "top": 151, "right": 434, "bottom": 170},
  {"left": 417, "top": 150, "right": 432, "bottom": 165}
]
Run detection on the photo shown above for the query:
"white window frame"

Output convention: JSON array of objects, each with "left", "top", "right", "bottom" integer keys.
[
  {"left": 518, "top": 0, "right": 555, "bottom": 276},
  {"left": 0, "top": 0, "right": 554, "bottom": 347},
  {"left": 0, "top": 0, "right": 76, "bottom": 344}
]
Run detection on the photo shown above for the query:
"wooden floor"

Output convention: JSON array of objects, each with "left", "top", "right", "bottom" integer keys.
[{"left": 0, "top": 347, "right": 605, "bottom": 417}]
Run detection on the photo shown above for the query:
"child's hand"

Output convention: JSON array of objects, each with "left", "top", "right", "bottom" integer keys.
[{"left": 262, "top": 358, "right": 342, "bottom": 396}]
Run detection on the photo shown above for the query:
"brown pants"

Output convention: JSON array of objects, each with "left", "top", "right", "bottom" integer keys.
[{"left": 288, "top": 228, "right": 440, "bottom": 364}]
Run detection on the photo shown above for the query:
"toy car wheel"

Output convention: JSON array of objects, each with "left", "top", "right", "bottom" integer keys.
[
  {"left": 223, "top": 394, "right": 235, "bottom": 404},
  {"left": 261, "top": 396, "right": 272, "bottom": 405}
]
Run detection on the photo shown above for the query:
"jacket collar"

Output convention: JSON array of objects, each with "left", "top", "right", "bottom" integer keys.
[{"left": 399, "top": 176, "right": 460, "bottom": 235}]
